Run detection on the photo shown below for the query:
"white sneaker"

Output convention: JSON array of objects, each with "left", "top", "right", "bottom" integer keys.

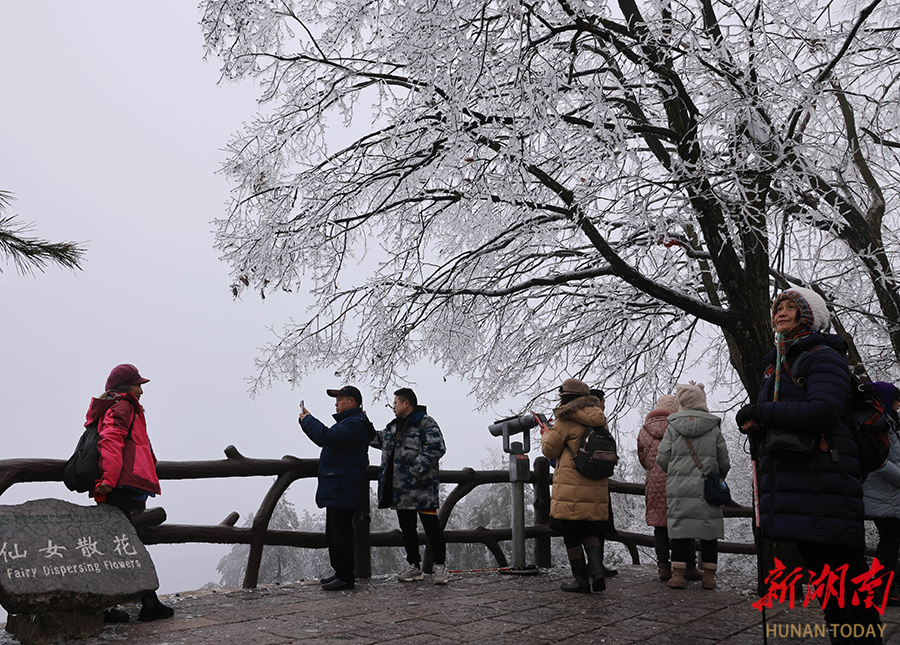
[
  {"left": 398, "top": 565, "right": 424, "bottom": 581},
  {"left": 433, "top": 563, "right": 449, "bottom": 585}
]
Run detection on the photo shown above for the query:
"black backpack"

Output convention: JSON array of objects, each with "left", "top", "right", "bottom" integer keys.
[
  {"left": 62, "top": 421, "right": 102, "bottom": 493},
  {"left": 566, "top": 425, "right": 618, "bottom": 479},
  {"left": 785, "top": 347, "right": 890, "bottom": 481},
  {"left": 845, "top": 378, "right": 891, "bottom": 481},
  {"left": 63, "top": 410, "right": 134, "bottom": 493}
]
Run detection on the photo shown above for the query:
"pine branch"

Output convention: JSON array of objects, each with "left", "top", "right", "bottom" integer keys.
[{"left": 0, "top": 191, "right": 86, "bottom": 275}]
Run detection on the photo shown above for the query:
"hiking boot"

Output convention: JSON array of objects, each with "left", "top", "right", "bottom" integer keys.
[
  {"left": 667, "top": 562, "right": 686, "bottom": 589},
  {"left": 138, "top": 593, "right": 175, "bottom": 621},
  {"left": 398, "top": 564, "right": 424, "bottom": 581},
  {"left": 103, "top": 607, "right": 130, "bottom": 623},
  {"left": 433, "top": 563, "right": 450, "bottom": 585},
  {"left": 702, "top": 562, "right": 717, "bottom": 590},
  {"left": 321, "top": 578, "right": 355, "bottom": 591}
]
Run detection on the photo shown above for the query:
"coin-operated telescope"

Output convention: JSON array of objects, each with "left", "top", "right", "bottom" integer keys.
[{"left": 488, "top": 412, "right": 548, "bottom": 572}]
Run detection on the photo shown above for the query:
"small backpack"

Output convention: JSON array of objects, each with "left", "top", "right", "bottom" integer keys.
[
  {"left": 566, "top": 425, "right": 618, "bottom": 479},
  {"left": 63, "top": 407, "right": 134, "bottom": 493},
  {"left": 845, "top": 378, "right": 891, "bottom": 481},
  {"left": 63, "top": 421, "right": 102, "bottom": 493},
  {"left": 785, "top": 347, "right": 890, "bottom": 481}
]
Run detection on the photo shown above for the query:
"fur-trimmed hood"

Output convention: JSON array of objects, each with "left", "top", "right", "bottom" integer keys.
[
  {"left": 542, "top": 394, "right": 609, "bottom": 521},
  {"left": 554, "top": 395, "right": 604, "bottom": 423}
]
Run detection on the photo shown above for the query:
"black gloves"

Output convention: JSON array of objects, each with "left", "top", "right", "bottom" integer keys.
[{"left": 735, "top": 404, "right": 762, "bottom": 433}]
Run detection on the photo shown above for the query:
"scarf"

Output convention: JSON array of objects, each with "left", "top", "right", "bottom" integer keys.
[{"left": 773, "top": 329, "right": 814, "bottom": 401}]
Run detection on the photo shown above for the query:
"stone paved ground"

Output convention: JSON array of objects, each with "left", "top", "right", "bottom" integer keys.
[{"left": 3, "top": 565, "right": 899, "bottom": 644}]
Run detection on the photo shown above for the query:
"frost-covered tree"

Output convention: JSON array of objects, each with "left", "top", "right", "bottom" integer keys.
[
  {"left": 217, "top": 498, "right": 322, "bottom": 586},
  {"left": 0, "top": 190, "right": 84, "bottom": 275},
  {"left": 215, "top": 492, "right": 436, "bottom": 583},
  {"left": 200, "top": 0, "right": 900, "bottom": 407}
]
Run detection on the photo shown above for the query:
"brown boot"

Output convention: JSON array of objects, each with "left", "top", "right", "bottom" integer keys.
[
  {"left": 684, "top": 563, "right": 703, "bottom": 581},
  {"left": 658, "top": 561, "right": 671, "bottom": 581},
  {"left": 702, "top": 562, "right": 717, "bottom": 590},
  {"left": 667, "top": 562, "right": 686, "bottom": 589}
]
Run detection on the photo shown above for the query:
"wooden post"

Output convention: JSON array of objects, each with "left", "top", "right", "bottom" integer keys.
[
  {"left": 243, "top": 470, "right": 299, "bottom": 589},
  {"left": 532, "top": 456, "right": 552, "bottom": 568},
  {"left": 355, "top": 487, "right": 372, "bottom": 579}
]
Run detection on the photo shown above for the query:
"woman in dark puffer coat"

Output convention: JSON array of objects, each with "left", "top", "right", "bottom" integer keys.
[{"left": 737, "top": 288, "right": 882, "bottom": 644}]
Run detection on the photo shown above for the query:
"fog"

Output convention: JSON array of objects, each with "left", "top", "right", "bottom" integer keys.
[{"left": 0, "top": 3, "right": 526, "bottom": 600}]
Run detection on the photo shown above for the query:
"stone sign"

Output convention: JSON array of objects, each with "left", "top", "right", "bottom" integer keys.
[{"left": 0, "top": 498, "right": 159, "bottom": 643}]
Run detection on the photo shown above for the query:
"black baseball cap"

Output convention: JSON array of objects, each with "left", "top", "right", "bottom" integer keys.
[{"left": 326, "top": 385, "right": 363, "bottom": 406}]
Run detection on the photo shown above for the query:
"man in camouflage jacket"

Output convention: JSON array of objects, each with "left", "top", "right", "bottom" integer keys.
[{"left": 371, "top": 388, "right": 449, "bottom": 584}]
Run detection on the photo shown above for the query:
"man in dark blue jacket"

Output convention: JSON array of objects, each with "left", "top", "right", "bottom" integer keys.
[{"left": 299, "top": 385, "right": 375, "bottom": 590}]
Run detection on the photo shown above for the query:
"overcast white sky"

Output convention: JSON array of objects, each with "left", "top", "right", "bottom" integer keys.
[{"left": 0, "top": 3, "right": 531, "bottom": 597}]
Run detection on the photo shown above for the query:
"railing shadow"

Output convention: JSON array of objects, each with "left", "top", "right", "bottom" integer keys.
[{"left": 0, "top": 448, "right": 756, "bottom": 588}]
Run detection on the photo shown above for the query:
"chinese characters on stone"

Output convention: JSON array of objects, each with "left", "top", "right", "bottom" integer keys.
[
  {"left": 2, "top": 533, "right": 136, "bottom": 563},
  {"left": 0, "top": 542, "right": 28, "bottom": 563}
]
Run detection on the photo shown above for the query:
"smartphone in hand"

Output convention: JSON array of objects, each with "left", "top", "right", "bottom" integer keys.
[{"left": 532, "top": 411, "right": 551, "bottom": 434}]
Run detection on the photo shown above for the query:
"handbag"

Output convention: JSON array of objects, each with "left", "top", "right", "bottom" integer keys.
[
  {"left": 764, "top": 427, "right": 819, "bottom": 462},
  {"left": 683, "top": 437, "right": 732, "bottom": 507},
  {"left": 762, "top": 353, "right": 826, "bottom": 462}
]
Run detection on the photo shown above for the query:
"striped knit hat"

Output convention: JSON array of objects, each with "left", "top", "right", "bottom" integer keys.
[{"left": 772, "top": 287, "right": 830, "bottom": 333}]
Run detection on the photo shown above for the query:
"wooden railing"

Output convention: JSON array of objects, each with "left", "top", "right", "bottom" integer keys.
[{"left": 0, "top": 448, "right": 756, "bottom": 588}]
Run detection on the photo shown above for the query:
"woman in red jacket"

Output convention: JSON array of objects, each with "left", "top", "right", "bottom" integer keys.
[{"left": 86, "top": 363, "right": 174, "bottom": 622}]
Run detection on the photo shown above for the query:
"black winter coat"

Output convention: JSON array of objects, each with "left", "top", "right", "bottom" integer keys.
[{"left": 755, "top": 333, "right": 865, "bottom": 549}]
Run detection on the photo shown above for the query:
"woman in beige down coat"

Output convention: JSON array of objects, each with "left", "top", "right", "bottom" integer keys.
[{"left": 541, "top": 378, "right": 610, "bottom": 593}]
